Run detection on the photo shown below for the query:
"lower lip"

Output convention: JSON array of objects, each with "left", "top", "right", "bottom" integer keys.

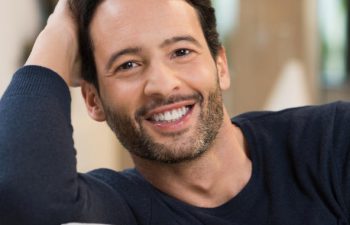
[{"left": 146, "top": 106, "right": 195, "bottom": 133}]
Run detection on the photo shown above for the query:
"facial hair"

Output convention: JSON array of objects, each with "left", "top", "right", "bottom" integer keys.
[{"left": 103, "top": 82, "right": 224, "bottom": 164}]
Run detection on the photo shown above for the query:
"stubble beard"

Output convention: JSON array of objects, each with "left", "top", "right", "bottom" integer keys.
[{"left": 103, "top": 84, "right": 224, "bottom": 164}]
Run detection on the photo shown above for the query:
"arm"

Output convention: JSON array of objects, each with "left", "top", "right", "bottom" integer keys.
[
  {"left": 333, "top": 102, "right": 350, "bottom": 222},
  {"left": 0, "top": 1, "right": 133, "bottom": 224},
  {"left": 25, "top": 0, "right": 80, "bottom": 86}
]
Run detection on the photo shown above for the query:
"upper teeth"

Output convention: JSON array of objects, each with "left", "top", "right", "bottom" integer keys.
[{"left": 152, "top": 106, "right": 189, "bottom": 122}]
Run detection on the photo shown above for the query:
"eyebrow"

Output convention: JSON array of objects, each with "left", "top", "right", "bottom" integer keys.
[
  {"left": 160, "top": 35, "right": 202, "bottom": 49},
  {"left": 105, "top": 47, "right": 142, "bottom": 72}
]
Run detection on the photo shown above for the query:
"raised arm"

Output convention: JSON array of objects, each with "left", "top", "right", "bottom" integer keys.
[{"left": 0, "top": 1, "right": 132, "bottom": 224}]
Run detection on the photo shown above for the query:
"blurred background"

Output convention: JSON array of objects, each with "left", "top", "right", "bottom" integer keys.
[{"left": 0, "top": 0, "right": 349, "bottom": 172}]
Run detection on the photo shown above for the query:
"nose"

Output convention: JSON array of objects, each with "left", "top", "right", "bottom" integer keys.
[{"left": 143, "top": 63, "right": 181, "bottom": 97}]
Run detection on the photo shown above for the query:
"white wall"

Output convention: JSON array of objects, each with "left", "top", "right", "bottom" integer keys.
[{"left": 0, "top": 0, "right": 41, "bottom": 96}]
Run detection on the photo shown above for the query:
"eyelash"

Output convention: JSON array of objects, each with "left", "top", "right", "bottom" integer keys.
[
  {"left": 115, "top": 61, "right": 140, "bottom": 72},
  {"left": 172, "top": 48, "right": 192, "bottom": 58}
]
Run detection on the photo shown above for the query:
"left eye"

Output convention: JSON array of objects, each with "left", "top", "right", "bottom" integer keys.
[{"left": 173, "top": 49, "right": 191, "bottom": 58}]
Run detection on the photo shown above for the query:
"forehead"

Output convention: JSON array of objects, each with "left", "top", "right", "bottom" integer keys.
[{"left": 90, "top": 0, "right": 204, "bottom": 50}]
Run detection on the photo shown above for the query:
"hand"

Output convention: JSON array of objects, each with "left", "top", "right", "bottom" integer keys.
[{"left": 25, "top": 0, "right": 81, "bottom": 87}]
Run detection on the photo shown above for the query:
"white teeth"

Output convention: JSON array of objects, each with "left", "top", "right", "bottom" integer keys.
[{"left": 152, "top": 106, "right": 189, "bottom": 122}]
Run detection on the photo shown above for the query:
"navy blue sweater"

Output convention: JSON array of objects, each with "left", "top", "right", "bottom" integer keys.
[{"left": 1, "top": 66, "right": 350, "bottom": 225}]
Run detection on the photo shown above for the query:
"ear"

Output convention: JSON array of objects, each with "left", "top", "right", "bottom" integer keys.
[
  {"left": 81, "top": 81, "right": 106, "bottom": 122},
  {"left": 215, "top": 46, "right": 231, "bottom": 90}
]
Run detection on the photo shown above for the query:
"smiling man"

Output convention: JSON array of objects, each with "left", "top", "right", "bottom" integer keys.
[{"left": 1, "top": 0, "right": 350, "bottom": 224}]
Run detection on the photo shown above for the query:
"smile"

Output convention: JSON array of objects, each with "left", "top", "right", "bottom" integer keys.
[
  {"left": 141, "top": 96, "right": 200, "bottom": 134},
  {"left": 151, "top": 106, "right": 191, "bottom": 123}
]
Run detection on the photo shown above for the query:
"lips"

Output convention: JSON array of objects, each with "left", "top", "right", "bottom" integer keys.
[
  {"left": 148, "top": 105, "right": 193, "bottom": 123},
  {"left": 143, "top": 102, "right": 195, "bottom": 134},
  {"left": 138, "top": 94, "right": 202, "bottom": 133}
]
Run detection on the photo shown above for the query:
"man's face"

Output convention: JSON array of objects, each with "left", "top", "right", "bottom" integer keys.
[{"left": 89, "top": 0, "right": 230, "bottom": 163}]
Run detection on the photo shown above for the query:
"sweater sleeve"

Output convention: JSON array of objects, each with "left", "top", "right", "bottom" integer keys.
[
  {"left": 0, "top": 66, "right": 135, "bottom": 225},
  {"left": 332, "top": 101, "right": 350, "bottom": 221}
]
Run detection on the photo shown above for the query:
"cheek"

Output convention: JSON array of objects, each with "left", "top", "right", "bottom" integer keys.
[
  {"left": 99, "top": 79, "right": 144, "bottom": 118},
  {"left": 178, "top": 60, "right": 218, "bottom": 91}
]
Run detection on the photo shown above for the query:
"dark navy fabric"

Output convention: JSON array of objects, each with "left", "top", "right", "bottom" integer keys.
[{"left": 0, "top": 66, "right": 349, "bottom": 225}]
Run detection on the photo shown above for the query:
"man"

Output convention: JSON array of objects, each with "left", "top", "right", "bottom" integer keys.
[{"left": 0, "top": 0, "right": 349, "bottom": 224}]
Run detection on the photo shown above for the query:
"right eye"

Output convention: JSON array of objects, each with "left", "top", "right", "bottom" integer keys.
[
  {"left": 116, "top": 61, "right": 140, "bottom": 72},
  {"left": 172, "top": 48, "right": 192, "bottom": 58}
]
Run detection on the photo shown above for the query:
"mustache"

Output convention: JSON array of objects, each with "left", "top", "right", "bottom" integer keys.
[{"left": 136, "top": 93, "right": 203, "bottom": 118}]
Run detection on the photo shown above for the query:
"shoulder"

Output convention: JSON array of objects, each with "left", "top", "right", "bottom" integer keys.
[
  {"left": 87, "top": 168, "right": 153, "bottom": 223},
  {"left": 233, "top": 101, "right": 348, "bottom": 125},
  {"left": 87, "top": 168, "right": 149, "bottom": 193},
  {"left": 232, "top": 102, "right": 350, "bottom": 219},
  {"left": 87, "top": 168, "right": 153, "bottom": 203},
  {"left": 232, "top": 101, "right": 350, "bottom": 134},
  {"left": 231, "top": 101, "right": 350, "bottom": 166}
]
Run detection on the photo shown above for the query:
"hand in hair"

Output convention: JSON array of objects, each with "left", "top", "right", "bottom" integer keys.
[{"left": 25, "top": 0, "right": 81, "bottom": 87}]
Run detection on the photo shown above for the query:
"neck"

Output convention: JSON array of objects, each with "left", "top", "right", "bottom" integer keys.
[{"left": 132, "top": 111, "right": 252, "bottom": 208}]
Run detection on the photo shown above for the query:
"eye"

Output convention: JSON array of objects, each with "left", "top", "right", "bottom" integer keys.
[
  {"left": 116, "top": 61, "right": 140, "bottom": 72},
  {"left": 172, "top": 49, "right": 192, "bottom": 58}
]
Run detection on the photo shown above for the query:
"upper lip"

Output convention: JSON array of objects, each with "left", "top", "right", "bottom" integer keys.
[{"left": 144, "top": 100, "right": 196, "bottom": 120}]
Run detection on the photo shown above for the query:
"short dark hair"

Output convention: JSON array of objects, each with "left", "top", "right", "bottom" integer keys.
[{"left": 69, "top": 0, "right": 221, "bottom": 89}]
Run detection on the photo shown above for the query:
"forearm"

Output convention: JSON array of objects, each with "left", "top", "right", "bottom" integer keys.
[
  {"left": 0, "top": 66, "right": 79, "bottom": 224},
  {"left": 25, "top": 27, "right": 78, "bottom": 86},
  {"left": 25, "top": 0, "right": 81, "bottom": 87}
]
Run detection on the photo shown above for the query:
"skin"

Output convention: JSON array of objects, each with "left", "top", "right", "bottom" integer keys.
[
  {"left": 26, "top": 0, "right": 81, "bottom": 86},
  {"left": 27, "top": 0, "right": 252, "bottom": 208}
]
